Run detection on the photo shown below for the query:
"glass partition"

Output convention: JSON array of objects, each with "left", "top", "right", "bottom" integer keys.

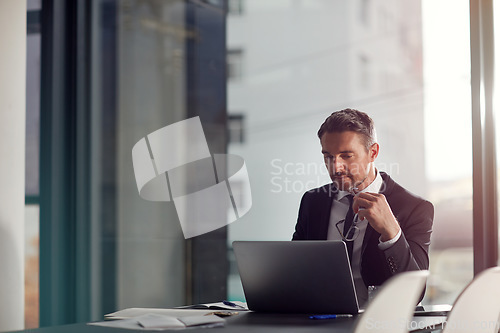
[{"left": 88, "top": 0, "right": 227, "bottom": 318}]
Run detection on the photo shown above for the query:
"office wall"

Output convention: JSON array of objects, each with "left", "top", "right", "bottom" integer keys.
[{"left": 0, "top": 0, "right": 26, "bottom": 331}]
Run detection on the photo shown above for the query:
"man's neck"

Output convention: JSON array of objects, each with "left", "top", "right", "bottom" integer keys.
[{"left": 356, "top": 165, "right": 377, "bottom": 192}]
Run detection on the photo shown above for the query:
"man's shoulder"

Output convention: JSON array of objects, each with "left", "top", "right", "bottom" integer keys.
[
  {"left": 298, "top": 183, "right": 335, "bottom": 211},
  {"left": 302, "top": 183, "right": 337, "bottom": 199},
  {"left": 380, "top": 172, "right": 433, "bottom": 207}
]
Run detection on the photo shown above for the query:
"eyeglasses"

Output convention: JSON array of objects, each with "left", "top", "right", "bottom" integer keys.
[{"left": 335, "top": 214, "right": 360, "bottom": 242}]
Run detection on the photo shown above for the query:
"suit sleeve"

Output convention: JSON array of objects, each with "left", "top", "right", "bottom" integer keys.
[
  {"left": 382, "top": 199, "right": 434, "bottom": 275},
  {"left": 292, "top": 192, "right": 309, "bottom": 240}
]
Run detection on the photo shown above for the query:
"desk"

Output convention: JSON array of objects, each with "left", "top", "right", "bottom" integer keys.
[{"left": 10, "top": 312, "right": 443, "bottom": 333}]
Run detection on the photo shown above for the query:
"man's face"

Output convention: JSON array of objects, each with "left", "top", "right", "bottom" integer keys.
[{"left": 320, "top": 131, "right": 378, "bottom": 192}]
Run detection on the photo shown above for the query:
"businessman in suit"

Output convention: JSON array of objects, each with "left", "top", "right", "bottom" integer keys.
[{"left": 292, "top": 109, "right": 433, "bottom": 306}]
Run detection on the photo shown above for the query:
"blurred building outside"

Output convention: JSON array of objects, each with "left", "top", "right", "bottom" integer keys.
[{"left": 226, "top": 0, "right": 474, "bottom": 307}]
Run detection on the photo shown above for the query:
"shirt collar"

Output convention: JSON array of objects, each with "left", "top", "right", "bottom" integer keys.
[
  {"left": 337, "top": 169, "right": 383, "bottom": 200},
  {"left": 362, "top": 169, "right": 383, "bottom": 194}
]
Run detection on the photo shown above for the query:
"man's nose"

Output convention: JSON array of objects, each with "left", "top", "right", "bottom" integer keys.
[
  {"left": 332, "top": 158, "right": 345, "bottom": 173},
  {"left": 335, "top": 158, "right": 345, "bottom": 172}
]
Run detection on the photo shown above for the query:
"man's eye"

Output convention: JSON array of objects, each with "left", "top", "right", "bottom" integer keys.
[{"left": 341, "top": 155, "right": 353, "bottom": 159}]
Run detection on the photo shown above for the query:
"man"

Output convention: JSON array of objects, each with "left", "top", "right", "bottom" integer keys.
[{"left": 292, "top": 109, "right": 433, "bottom": 306}]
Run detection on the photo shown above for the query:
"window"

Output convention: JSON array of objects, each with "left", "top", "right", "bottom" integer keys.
[
  {"left": 37, "top": 0, "right": 227, "bottom": 325},
  {"left": 228, "top": 0, "right": 244, "bottom": 15},
  {"left": 228, "top": 114, "right": 245, "bottom": 144},
  {"left": 227, "top": 0, "right": 474, "bottom": 307},
  {"left": 227, "top": 49, "right": 244, "bottom": 81},
  {"left": 359, "top": 54, "right": 370, "bottom": 90},
  {"left": 379, "top": 7, "right": 389, "bottom": 33},
  {"left": 360, "top": 0, "right": 371, "bottom": 26},
  {"left": 400, "top": 23, "right": 408, "bottom": 48}
]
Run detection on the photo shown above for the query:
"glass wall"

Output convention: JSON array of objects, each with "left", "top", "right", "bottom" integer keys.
[
  {"left": 90, "top": 0, "right": 188, "bottom": 314},
  {"left": 226, "top": 0, "right": 473, "bottom": 306},
  {"left": 87, "top": 0, "right": 228, "bottom": 319},
  {"left": 36, "top": 0, "right": 228, "bottom": 326}
]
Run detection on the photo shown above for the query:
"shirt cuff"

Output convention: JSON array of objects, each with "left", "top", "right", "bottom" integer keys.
[{"left": 378, "top": 228, "right": 402, "bottom": 250}]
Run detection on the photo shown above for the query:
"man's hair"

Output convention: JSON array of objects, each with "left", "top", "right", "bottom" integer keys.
[{"left": 317, "top": 108, "right": 377, "bottom": 150}]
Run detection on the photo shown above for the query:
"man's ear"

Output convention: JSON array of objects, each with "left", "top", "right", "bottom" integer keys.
[{"left": 369, "top": 143, "right": 379, "bottom": 161}]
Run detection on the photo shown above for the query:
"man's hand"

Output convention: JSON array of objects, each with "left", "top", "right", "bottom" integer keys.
[{"left": 352, "top": 192, "right": 400, "bottom": 241}]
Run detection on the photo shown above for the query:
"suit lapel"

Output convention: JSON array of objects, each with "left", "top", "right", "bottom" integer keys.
[{"left": 361, "top": 173, "right": 394, "bottom": 254}]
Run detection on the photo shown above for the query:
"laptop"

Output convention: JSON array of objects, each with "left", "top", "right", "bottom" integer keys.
[{"left": 232, "top": 240, "right": 361, "bottom": 314}]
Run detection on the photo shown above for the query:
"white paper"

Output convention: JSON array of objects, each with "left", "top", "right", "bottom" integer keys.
[
  {"left": 137, "top": 314, "right": 185, "bottom": 329},
  {"left": 178, "top": 315, "right": 225, "bottom": 327},
  {"left": 186, "top": 301, "right": 248, "bottom": 310},
  {"left": 105, "top": 308, "right": 215, "bottom": 320},
  {"left": 91, "top": 313, "right": 225, "bottom": 331}
]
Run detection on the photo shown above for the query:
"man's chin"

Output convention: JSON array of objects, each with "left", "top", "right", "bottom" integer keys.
[{"left": 332, "top": 179, "right": 352, "bottom": 191}]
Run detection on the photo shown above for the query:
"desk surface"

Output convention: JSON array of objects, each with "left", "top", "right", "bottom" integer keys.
[{"left": 11, "top": 312, "right": 443, "bottom": 333}]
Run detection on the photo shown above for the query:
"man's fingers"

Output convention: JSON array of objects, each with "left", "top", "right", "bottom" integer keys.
[
  {"left": 352, "top": 192, "right": 388, "bottom": 214},
  {"left": 355, "top": 192, "right": 379, "bottom": 201},
  {"left": 352, "top": 194, "right": 373, "bottom": 212}
]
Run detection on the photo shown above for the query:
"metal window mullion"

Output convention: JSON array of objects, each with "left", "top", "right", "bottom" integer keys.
[
  {"left": 40, "top": 0, "right": 72, "bottom": 326},
  {"left": 39, "top": 0, "right": 92, "bottom": 326},
  {"left": 470, "top": 0, "right": 498, "bottom": 276},
  {"left": 75, "top": 0, "right": 92, "bottom": 323}
]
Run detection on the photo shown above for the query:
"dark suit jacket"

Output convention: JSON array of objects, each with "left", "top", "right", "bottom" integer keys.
[{"left": 292, "top": 172, "right": 433, "bottom": 289}]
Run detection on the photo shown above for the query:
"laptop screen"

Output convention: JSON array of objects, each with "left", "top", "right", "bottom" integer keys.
[{"left": 233, "top": 240, "right": 361, "bottom": 314}]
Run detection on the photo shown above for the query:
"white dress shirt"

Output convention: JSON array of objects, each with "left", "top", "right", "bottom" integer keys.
[{"left": 326, "top": 170, "right": 400, "bottom": 307}]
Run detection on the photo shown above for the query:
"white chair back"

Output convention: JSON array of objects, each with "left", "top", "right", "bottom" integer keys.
[
  {"left": 354, "top": 270, "right": 429, "bottom": 333},
  {"left": 442, "top": 266, "right": 500, "bottom": 333}
]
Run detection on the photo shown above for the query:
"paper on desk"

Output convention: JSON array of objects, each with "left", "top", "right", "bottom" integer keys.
[
  {"left": 137, "top": 314, "right": 185, "bottom": 329},
  {"left": 89, "top": 313, "right": 225, "bottom": 331},
  {"left": 105, "top": 308, "right": 215, "bottom": 320},
  {"left": 178, "top": 301, "right": 248, "bottom": 310},
  {"left": 89, "top": 317, "right": 145, "bottom": 330},
  {"left": 178, "top": 315, "right": 225, "bottom": 327}
]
